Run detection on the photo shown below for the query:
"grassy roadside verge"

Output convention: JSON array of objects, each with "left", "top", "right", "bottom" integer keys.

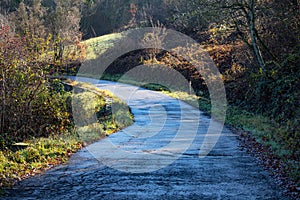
[{"left": 0, "top": 80, "right": 133, "bottom": 189}]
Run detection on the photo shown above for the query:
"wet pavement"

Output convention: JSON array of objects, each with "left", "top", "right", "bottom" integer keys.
[{"left": 1, "top": 77, "right": 289, "bottom": 199}]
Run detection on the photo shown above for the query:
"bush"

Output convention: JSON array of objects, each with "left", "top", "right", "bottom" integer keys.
[{"left": 0, "top": 25, "right": 71, "bottom": 149}]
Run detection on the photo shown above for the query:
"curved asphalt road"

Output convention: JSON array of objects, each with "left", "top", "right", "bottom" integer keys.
[{"left": 1, "top": 77, "right": 288, "bottom": 199}]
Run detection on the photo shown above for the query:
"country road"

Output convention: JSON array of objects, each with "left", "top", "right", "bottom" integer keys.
[{"left": 2, "top": 77, "right": 289, "bottom": 199}]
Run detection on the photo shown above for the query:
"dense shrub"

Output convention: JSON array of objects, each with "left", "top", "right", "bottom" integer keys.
[
  {"left": 0, "top": 25, "right": 71, "bottom": 149},
  {"left": 247, "top": 53, "right": 300, "bottom": 121}
]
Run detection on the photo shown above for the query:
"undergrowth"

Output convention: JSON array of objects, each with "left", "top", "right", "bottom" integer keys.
[{"left": 0, "top": 81, "right": 133, "bottom": 188}]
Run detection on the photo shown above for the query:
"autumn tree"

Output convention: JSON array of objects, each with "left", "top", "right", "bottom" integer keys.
[
  {"left": 0, "top": 24, "right": 70, "bottom": 148},
  {"left": 13, "top": 0, "right": 45, "bottom": 38},
  {"left": 11, "top": 0, "right": 84, "bottom": 71},
  {"left": 44, "top": 0, "right": 82, "bottom": 66}
]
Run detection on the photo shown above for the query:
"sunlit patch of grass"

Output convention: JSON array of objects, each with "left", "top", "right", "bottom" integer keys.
[
  {"left": 83, "top": 32, "right": 125, "bottom": 60},
  {"left": 76, "top": 123, "right": 104, "bottom": 143},
  {"left": 162, "top": 91, "right": 209, "bottom": 109},
  {"left": 66, "top": 80, "right": 134, "bottom": 136},
  {"left": 142, "top": 83, "right": 171, "bottom": 92},
  {"left": 0, "top": 135, "right": 81, "bottom": 188}
]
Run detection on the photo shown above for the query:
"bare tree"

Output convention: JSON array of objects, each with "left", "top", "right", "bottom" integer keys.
[
  {"left": 47, "top": 0, "right": 82, "bottom": 64},
  {"left": 226, "top": 0, "right": 266, "bottom": 72}
]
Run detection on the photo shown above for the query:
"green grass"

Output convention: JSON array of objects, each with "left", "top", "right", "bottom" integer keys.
[
  {"left": 0, "top": 135, "right": 81, "bottom": 188},
  {"left": 83, "top": 32, "right": 125, "bottom": 60},
  {"left": 0, "top": 81, "right": 133, "bottom": 188},
  {"left": 70, "top": 81, "right": 134, "bottom": 139}
]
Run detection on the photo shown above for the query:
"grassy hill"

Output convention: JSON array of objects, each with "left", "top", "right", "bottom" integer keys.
[{"left": 83, "top": 32, "right": 125, "bottom": 61}]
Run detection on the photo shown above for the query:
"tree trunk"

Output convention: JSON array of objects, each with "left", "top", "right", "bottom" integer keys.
[
  {"left": 248, "top": 0, "right": 265, "bottom": 72},
  {"left": 1, "top": 68, "right": 6, "bottom": 133}
]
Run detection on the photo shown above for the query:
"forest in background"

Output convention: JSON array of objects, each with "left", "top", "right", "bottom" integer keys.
[{"left": 0, "top": 0, "right": 299, "bottom": 193}]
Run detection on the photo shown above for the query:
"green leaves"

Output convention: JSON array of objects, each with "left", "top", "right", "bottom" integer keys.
[{"left": 0, "top": 25, "right": 72, "bottom": 148}]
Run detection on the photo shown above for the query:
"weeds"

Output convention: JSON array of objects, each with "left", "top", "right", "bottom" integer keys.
[{"left": 0, "top": 81, "right": 134, "bottom": 188}]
